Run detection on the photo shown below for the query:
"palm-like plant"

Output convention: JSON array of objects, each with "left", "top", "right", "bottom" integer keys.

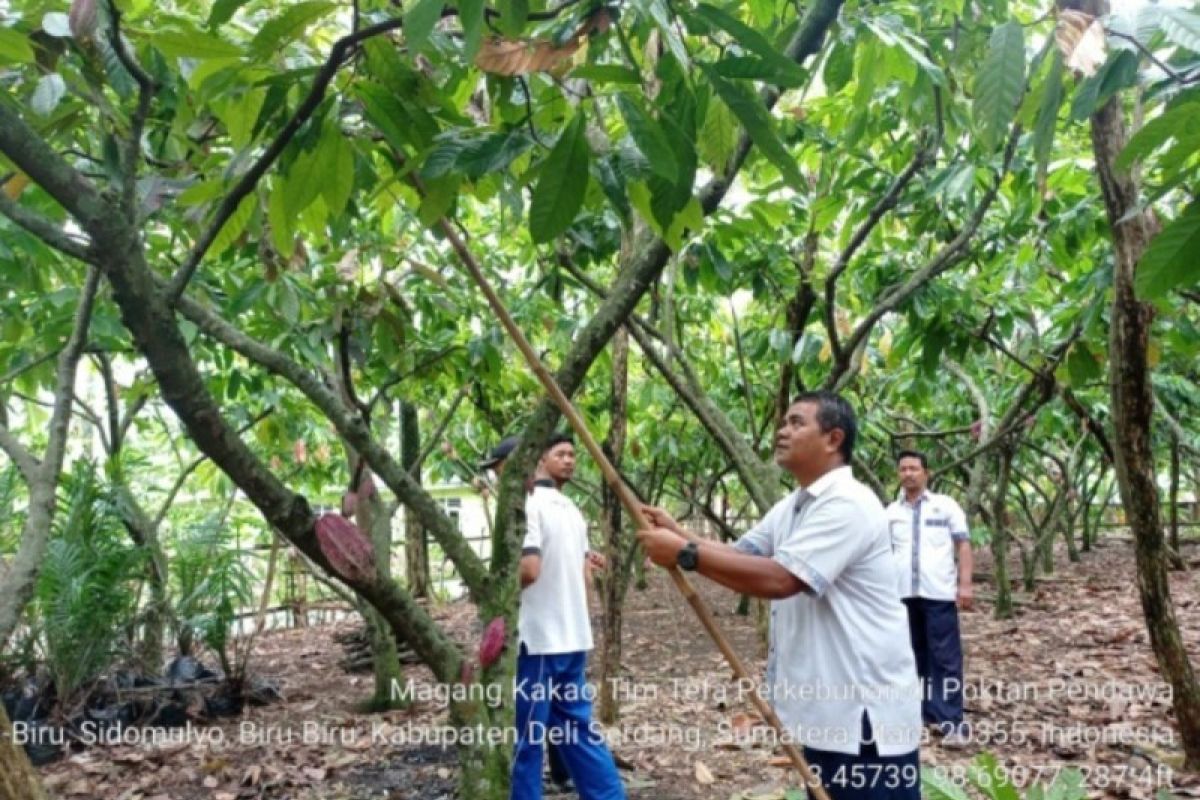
[{"left": 29, "top": 463, "right": 143, "bottom": 708}]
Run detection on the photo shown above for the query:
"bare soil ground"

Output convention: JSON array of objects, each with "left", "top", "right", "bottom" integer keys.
[{"left": 36, "top": 535, "right": 1200, "bottom": 799}]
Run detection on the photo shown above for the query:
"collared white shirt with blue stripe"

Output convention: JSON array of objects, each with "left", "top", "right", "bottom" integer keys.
[
  {"left": 885, "top": 489, "right": 970, "bottom": 601},
  {"left": 733, "top": 466, "right": 921, "bottom": 756}
]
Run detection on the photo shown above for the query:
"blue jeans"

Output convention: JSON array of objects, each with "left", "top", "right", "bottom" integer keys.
[{"left": 511, "top": 645, "right": 624, "bottom": 800}]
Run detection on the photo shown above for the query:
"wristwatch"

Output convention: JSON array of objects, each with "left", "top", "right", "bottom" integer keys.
[{"left": 676, "top": 541, "right": 700, "bottom": 571}]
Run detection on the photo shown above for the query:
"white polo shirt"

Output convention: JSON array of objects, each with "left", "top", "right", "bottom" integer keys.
[
  {"left": 885, "top": 490, "right": 969, "bottom": 601},
  {"left": 518, "top": 484, "right": 593, "bottom": 655},
  {"left": 734, "top": 466, "right": 921, "bottom": 756}
]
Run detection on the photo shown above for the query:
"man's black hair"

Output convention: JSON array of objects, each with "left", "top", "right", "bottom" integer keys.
[
  {"left": 791, "top": 391, "right": 857, "bottom": 463},
  {"left": 896, "top": 450, "right": 929, "bottom": 470},
  {"left": 542, "top": 431, "right": 574, "bottom": 454}
]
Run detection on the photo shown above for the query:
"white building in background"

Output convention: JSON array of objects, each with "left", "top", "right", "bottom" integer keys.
[{"left": 394, "top": 477, "right": 494, "bottom": 600}]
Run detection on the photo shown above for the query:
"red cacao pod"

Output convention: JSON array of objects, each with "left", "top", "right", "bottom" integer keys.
[
  {"left": 478, "top": 617, "right": 507, "bottom": 668},
  {"left": 315, "top": 513, "right": 376, "bottom": 584}
]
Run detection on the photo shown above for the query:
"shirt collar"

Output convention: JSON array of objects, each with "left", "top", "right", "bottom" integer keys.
[
  {"left": 801, "top": 465, "right": 853, "bottom": 498},
  {"left": 533, "top": 478, "right": 557, "bottom": 488},
  {"left": 896, "top": 488, "right": 932, "bottom": 506}
]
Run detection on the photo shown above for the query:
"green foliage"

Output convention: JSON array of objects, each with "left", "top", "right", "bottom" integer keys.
[
  {"left": 529, "top": 112, "right": 590, "bottom": 243},
  {"left": 973, "top": 21, "right": 1026, "bottom": 151},
  {"left": 30, "top": 464, "right": 144, "bottom": 702},
  {"left": 170, "top": 514, "right": 256, "bottom": 679},
  {"left": 1136, "top": 201, "right": 1200, "bottom": 299}
]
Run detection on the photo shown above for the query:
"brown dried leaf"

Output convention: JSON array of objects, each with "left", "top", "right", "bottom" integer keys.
[{"left": 1055, "top": 9, "right": 1106, "bottom": 77}]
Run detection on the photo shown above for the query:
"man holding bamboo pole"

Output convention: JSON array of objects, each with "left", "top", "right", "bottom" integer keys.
[{"left": 637, "top": 392, "right": 922, "bottom": 800}]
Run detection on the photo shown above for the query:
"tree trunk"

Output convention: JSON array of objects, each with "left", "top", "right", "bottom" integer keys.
[
  {"left": 358, "top": 483, "right": 404, "bottom": 711},
  {"left": 0, "top": 705, "right": 49, "bottom": 800},
  {"left": 1084, "top": 21, "right": 1200, "bottom": 765},
  {"left": 254, "top": 531, "right": 282, "bottom": 635},
  {"left": 598, "top": 328, "right": 629, "bottom": 725},
  {"left": 400, "top": 402, "right": 430, "bottom": 598},
  {"left": 991, "top": 448, "right": 1014, "bottom": 618},
  {"left": 1170, "top": 434, "right": 1181, "bottom": 565}
]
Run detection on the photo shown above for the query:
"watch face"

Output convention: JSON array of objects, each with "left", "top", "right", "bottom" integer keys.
[{"left": 677, "top": 543, "right": 698, "bottom": 570}]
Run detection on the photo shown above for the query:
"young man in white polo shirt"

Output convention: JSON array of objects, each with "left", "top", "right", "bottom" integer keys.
[
  {"left": 511, "top": 432, "right": 624, "bottom": 800},
  {"left": 885, "top": 450, "right": 973, "bottom": 748},
  {"left": 637, "top": 392, "right": 921, "bottom": 800}
]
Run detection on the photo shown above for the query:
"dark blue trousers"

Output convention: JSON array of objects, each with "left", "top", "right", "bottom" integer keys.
[
  {"left": 802, "top": 714, "right": 921, "bottom": 800},
  {"left": 903, "top": 597, "right": 964, "bottom": 727},
  {"left": 511, "top": 645, "right": 624, "bottom": 800}
]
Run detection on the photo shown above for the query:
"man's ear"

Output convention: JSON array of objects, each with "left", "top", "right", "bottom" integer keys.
[{"left": 826, "top": 427, "right": 845, "bottom": 455}]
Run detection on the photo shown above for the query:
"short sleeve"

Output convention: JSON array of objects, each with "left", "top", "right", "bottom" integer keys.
[
  {"left": 734, "top": 517, "right": 774, "bottom": 558},
  {"left": 773, "top": 496, "right": 864, "bottom": 597},
  {"left": 946, "top": 498, "right": 970, "bottom": 542},
  {"left": 522, "top": 496, "right": 543, "bottom": 556}
]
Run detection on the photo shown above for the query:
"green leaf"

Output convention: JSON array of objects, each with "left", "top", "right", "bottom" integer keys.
[
  {"left": 320, "top": 132, "right": 355, "bottom": 218},
  {"left": 1071, "top": 51, "right": 1139, "bottom": 121},
  {"left": 1136, "top": 201, "right": 1200, "bottom": 299},
  {"left": 155, "top": 30, "right": 243, "bottom": 59},
  {"left": 1066, "top": 343, "right": 1101, "bottom": 387},
  {"left": 268, "top": 180, "right": 293, "bottom": 255},
  {"left": 967, "top": 753, "right": 1021, "bottom": 800},
  {"left": 693, "top": 4, "right": 806, "bottom": 85},
  {"left": 711, "top": 55, "right": 805, "bottom": 87},
  {"left": 418, "top": 175, "right": 460, "bottom": 227},
  {"left": 973, "top": 21, "right": 1026, "bottom": 151},
  {"left": 31, "top": 74, "right": 67, "bottom": 116},
  {"left": 0, "top": 27, "right": 35, "bottom": 64},
  {"left": 357, "top": 83, "right": 412, "bottom": 152},
  {"left": 178, "top": 180, "right": 227, "bottom": 206},
  {"left": 250, "top": 1, "right": 336, "bottom": 57},
  {"left": 456, "top": 131, "right": 532, "bottom": 179},
  {"left": 208, "top": 0, "right": 251, "bottom": 28},
  {"left": 645, "top": 0, "right": 689, "bottom": 67},
  {"left": 1161, "top": 7, "right": 1200, "bottom": 52},
  {"left": 529, "top": 113, "right": 590, "bottom": 243},
  {"left": 703, "top": 68, "right": 804, "bottom": 191},
  {"left": 284, "top": 145, "right": 326, "bottom": 218},
  {"left": 920, "top": 766, "right": 970, "bottom": 800},
  {"left": 1118, "top": 101, "right": 1200, "bottom": 170},
  {"left": 617, "top": 94, "right": 678, "bottom": 183},
  {"left": 404, "top": 0, "right": 444, "bottom": 53},
  {"left": 1032, "top": 52, "right": 1064, "bottom": 186},
  {"left": 698, "top": 94, "right": 738, "bottom": 172},
  {"left": 570, "top": 64, "right": 642, "bottom": 84},
  {"left": 823, "top": 38, "right": 855, "bottom": 94},
  {"left": 498, "top": 0, "right": 528, "bottom": 37},
  {"left": 210, "top": 194, "right": 256, "bottom": 255},
  {"left": 458, "top": 0, "right": 485, "bottom": 60}
]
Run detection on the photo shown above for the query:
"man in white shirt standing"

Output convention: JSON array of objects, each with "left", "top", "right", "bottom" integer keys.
[
  {"left": 511, "top": 432, "right": 624, "bottom": 800},
  {"left": 637, "top": 392, "right": 922, "bottom": 800},
  {"left": 885, "top": 450, "right": 973, "bottom": 749}
]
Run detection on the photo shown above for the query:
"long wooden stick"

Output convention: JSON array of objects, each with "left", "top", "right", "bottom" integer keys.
[{"left": 432, "top": 216, "right": 831, "bottom": 800}]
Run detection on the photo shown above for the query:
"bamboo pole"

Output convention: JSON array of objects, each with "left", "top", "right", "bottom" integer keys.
[{"left": 432, "top": 215, "right": 831, "bottom": 800}]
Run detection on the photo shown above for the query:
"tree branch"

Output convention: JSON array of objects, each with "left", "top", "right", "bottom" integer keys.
[
  {"left": 0, "top": 426, "right": 40, "bottom": 483},
  {"left": 105, "top": 0, "right": 157, "bottom": 217},
  {"left": 827, "top": 123, "right": 1022, "bottom": 388},
  {"left": 0, "top": 266, "right": 100, "bottom": 647},
  {"left": 168, "top": 283, "right": 489, "bottom": 600},
  {"left": 0, "top": 191, "right": 94, "bottom": 262},
  {"left": 164, "top": 18, "right": 405, "bottom": 302},
  {"left": 825, "top": 124, "right": 940, "bottom": 361}
]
